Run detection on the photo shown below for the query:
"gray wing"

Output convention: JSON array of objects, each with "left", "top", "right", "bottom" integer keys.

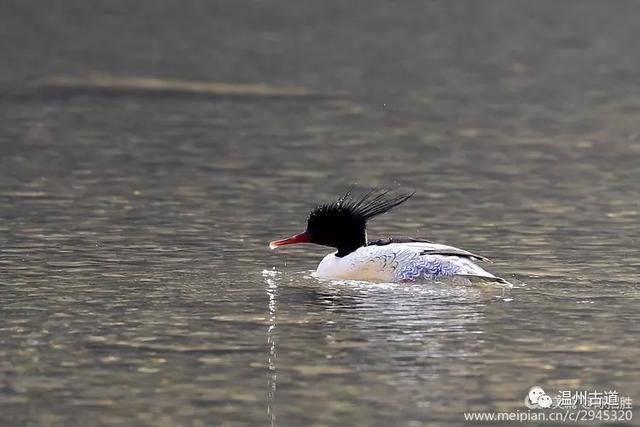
[
  {"left": 378, "top": 241, "right": 491, "bottom": 262},
  {"left": 418, "top": 247, "right": 491, "bottom": 263},
  {"left": 367, "top": 237, "right": 433, "bottom": 246}
]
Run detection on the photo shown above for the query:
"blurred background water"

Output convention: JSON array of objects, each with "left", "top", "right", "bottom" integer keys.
[{"left": 1, "top": 1, "right": 639, "bottom": 426}]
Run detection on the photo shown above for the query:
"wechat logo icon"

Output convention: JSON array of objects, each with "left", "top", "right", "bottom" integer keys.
[{"left": 525, "top": 386, "right": 553, "bottom": 409}]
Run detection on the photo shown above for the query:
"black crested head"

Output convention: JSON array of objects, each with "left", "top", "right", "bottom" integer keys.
[{"left": 306, "top": 189, "right": 415, "bottom": 257}]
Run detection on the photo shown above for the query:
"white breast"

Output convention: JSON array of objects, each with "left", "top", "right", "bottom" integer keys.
[{"left": 315, "top": 246, "right": 396, "bottom": 281}]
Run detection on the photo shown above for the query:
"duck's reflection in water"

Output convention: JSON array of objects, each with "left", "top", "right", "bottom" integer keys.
[{"left": 263, "top": 269, "right": 512, "bottom": 418}]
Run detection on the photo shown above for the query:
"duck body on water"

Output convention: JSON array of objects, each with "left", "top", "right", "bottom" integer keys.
[{"left": 270, "top": 190, "right": 509, "bottom": 285}]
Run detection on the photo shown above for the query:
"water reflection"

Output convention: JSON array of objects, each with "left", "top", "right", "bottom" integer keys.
[
  {"left": 259, "top": 270, "right": 524, "bottom": 422},
  {"left": 263, "top": 269, "right": 279, "bottom": 427}
]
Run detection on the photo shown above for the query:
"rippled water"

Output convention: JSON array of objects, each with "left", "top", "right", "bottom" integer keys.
[{"left": 2, "top": 1, "right": 640, "bottom": 426}]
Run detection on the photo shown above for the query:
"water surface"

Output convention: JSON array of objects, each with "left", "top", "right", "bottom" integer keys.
[{"left": 1, "top": 1, "right": 640, "bottom": 425}]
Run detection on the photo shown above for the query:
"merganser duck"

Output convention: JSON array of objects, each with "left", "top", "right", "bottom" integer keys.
[{"left": 269, "top": 190, "right": 510, "bottom": 284}]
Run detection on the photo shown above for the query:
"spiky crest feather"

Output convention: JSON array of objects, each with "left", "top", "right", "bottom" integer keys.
[{"left": 310, "top": 189, "right": 414, "bottom": 224}]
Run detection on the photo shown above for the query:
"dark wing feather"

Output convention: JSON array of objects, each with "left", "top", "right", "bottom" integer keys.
[
  {"left": 418, "top": 248, "right": 491, "bottom": 263},
  {"left": 367, "top": 237, "right": 434, "bottom": 246},
  {"left": 368, "top": 237, "right": 491, "bottom": 262}
]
